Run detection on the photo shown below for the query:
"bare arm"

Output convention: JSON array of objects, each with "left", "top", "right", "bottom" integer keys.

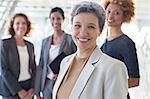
[{"left": 128, "top": 78, "right": 140, "bottom": 88}]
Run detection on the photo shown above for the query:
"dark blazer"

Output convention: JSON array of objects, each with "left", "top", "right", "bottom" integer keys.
[
  {"left": 34, "top": 33, "right": 77, "bottom": 95},
  {"left": 0, "top": 37, "right": 36, "bottom": 96}
]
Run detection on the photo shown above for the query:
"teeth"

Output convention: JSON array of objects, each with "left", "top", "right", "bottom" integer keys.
[
  {"left": 78, "top": 38, "right": 89, "bottom": 42},
  {"left": 108, "top": 20, "right": 113, "bottom": 22}
]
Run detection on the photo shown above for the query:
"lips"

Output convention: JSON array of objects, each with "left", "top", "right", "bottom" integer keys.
[
  {"left": 107, "top": 19, "right": 113, "bottom": 23},
  {"left": 54, "top": 25, "right": 60, "bottom": 28},
  {"left": 17, "top": 29, "right": 25, "bottom": 33},
  {"left": 77, "top": 37, "right": 90, "bottom": 42}
]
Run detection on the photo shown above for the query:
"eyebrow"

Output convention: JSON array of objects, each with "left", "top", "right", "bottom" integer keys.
[
  {"left": 73, "top": 22, "right": 96, "bottom": 26},
  {"left": 88, "top": 23, "right": 96, "bottom": 26},
  {"left": 73, "top": 22, "right": 80, "bottom": 24},
  {"left": 107, "top": 8, "right": 121, "bottom": 12}
]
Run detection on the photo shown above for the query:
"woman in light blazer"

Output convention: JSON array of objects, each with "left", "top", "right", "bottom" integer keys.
[
  {"left": 0, "top": 13, "right": 36, "bottom": 99},
  {"left": 34, "top": 7, "right": 76, "bottom": 99},
  {"left": 53, "top": 1, "right": 128, "bottom": 99}
]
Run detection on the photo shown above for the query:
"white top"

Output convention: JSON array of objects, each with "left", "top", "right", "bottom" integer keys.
[
  {"left": 47, "top": 44, "right": 60, "bottom": 79},
  {"left": 17, "top": 45, "right": 31, "bottom": 81}
]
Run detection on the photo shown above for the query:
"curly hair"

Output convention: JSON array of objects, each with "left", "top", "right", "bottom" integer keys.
[
  {"left": 101, "top": 0, "right": 135, "bottom": 22},
  {"left": 8, "top": 13, "right": 31, "bottom": 36}
]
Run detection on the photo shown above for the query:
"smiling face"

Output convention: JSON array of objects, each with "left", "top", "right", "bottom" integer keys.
[
  {"left": 106, "top": 3, "right": 124, "bottom": 27},
  {"left": 13, "top": 16, "right": 27, "bottom": 38},
  {"left": 72, "top": 13, "right": 101, "bottom": 51},
  {"left": 50, "top": 12, "right": 64, "bottom": 31}
]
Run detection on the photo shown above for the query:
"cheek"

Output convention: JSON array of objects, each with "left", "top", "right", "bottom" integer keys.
[
  {"left": 13, "top": 26, "right": 18, "bottom": 32},
  {"left": 13, "top": 24, "right": 17, "bottom": 29},
  {"left": 72, "top": 29, "right": 78, "bottom": 37},
  {"left": 116, "top": 15, "right": 123, "bottom": 22}
]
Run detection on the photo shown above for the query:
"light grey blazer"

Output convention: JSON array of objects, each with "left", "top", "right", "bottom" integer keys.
[
  {"left": 53, "top": 46, "right": 128, "bottom": 99},
  {"left": 0, "top": 37, "right": 36, "bottom": 96},
  {"left": 34, "top": 33, "right": 76, "bottom": 95}
]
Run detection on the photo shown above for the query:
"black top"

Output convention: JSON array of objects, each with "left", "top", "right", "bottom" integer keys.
[{"left": 101, "top": 34, "right": 140, "bottom": 78}]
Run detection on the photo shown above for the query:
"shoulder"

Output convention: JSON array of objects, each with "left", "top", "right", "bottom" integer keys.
[
  {"left": 43, "top": 36, "right": 51, "bottom": 41},
  {"left": 61, "top": 53, "right": 74, "bottom": 63},
  {"left": 2, "top": 37, "right": 13, "bottom": 43},
  {"left": 24, "top": 40, "right": 34, "bottom": 48},
  {"left": 25, "top": 40, "right": 33, "bottom": 45},
  {"left": 64, "top": 33, "right": 72, "bottom": 40},
  {"left": 120, "top": 35, "right": 135, "bottom": 47},
  {"left": 60, "top": 53, "right": 74, "bottom": 68},
  {"left": 100, "top": 53, "right": 127, "bottom": 72},
  {"left": 99, "top": 53, "right": 128, "bottom": 82},
  {"left": 42, "top": 36, "right": 51, "bottom": 44},
  {"left": 1, "top": 37, "right": 15, "bottom": 47}
]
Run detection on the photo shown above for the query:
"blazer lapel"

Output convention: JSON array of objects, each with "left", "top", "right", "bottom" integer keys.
[
  {"left": 10, "top": 37, "right": 20, "bottom": 68},
  {"left": 45, "top": 36, "right": 52, "bottom": 65},
  {"left": 53, "top": 46, "right": 102, "bottom": 99},
  {"left": 53, "top": 54, "right": 75, "bottom": 99},
  {"left": 41, "top": 36, "right": 52, "bottom": 90},
  {"left": 25, "top": 41, "right": 31, "bottom": 69},
  {"left": 70, "top": 46, "right": 102, "bottom": 99},
  {"left": 70, "top": 63, "right": 95, "bottom": 99},
  {"left": 59, "top": 33, "right": 67, "bottom": 54}
]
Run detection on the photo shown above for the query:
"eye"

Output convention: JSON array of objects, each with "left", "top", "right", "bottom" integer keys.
[
  {"left": 114, "top": 11, "right": 120, "bottom": 15},
  {"left": 88, "top": 25, "right": 96, "bottom": 29},
  {"left": 73, "top": 24, "right": 81, "bottom": 29},
  {"left": 51, "top": 17, "right": 55, "bottom": 21},
  {"left": 22, "top": 22, "right": 27, "bottom": 25},
  {"left": 57, "top": 17, "right": 61, "bottom": 20},
  {"left": 107, "top": 10, "right": 111, "bottom": 14},
  {"left": 15, "top": 22, "right": 20, "bottom": 25}
]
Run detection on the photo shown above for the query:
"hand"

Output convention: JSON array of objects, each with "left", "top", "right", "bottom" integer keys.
[
  {"left": 18, "top": 89, "right": 28, "bottom": 99},
  {"left": 51, "top": 74, "right": 58, "bottom": 80},
  {"left": 24, "top": 88, "right": 34, "bottom": 99}
]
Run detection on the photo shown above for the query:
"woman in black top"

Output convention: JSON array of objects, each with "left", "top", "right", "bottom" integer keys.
[{"left": 101, "top": 0, "right": 140, "bottom": 98}]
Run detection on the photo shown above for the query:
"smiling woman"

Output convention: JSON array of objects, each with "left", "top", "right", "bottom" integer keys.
[
  {"left": 71, "top": 13, "right": 100, "bottom": 54},
  {"left": 100, "top": 0, "right": 140, "bottom": 99},
  {"left": 53, "top": 1, "right": 128, "bottom": 99},
  {"left": 0, "top": 13, "right": 36, "bottom": 99},
  {"left": 34, "top": 7, "right": 76, "bottom": 99}
]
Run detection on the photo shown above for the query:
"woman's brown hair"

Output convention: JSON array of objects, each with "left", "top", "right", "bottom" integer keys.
[{"left": 8, "top": 13, "right": 31, "bottom": 36}]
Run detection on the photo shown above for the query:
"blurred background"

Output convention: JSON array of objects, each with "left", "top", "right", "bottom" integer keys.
[{"left": 0, "top": 0, "right": 150, "bottom": 99}]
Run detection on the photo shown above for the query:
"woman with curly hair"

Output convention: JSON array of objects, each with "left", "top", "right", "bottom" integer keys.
[{"left": 100, "top": 0, "right": 140, "bottom": 98}]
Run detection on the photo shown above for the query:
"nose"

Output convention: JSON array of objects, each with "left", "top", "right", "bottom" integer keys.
[
  {"left": 80, "top": 26, "right": 88, "bottom": 36},
  {"left": 19, "top": 23, "right": 24, "bottom": 28},
  {"left": 107, "top": 13, "right": 114, "bottom": 20},
  {"left": 53, "top": 19, "right": 58, "bottom": 24}
]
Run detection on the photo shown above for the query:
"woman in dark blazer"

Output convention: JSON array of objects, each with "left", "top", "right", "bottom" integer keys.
[
  {"left": 34, "top": 7, "right": 76, "bottom": 99},
  {"left": 0, "top": 13, "right": 36, "bottom": 99}
]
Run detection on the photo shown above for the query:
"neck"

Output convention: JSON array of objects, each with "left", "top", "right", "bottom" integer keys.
[
  {"left": 52, "top": 30, "right": 64, "bottom": 45},
  {"left": 77, "top": 45, "right": 96, "bottom": 59},
  {"left": 53, "top": 30, "right": 64, "bottom": 37},
  {"left": 14, "top": 36, "right": 25, "bottom": 46},
  {"left": 14, "top": 35, "right": 24, "bottom": 41},
  {"left": 107, "top": 26, "right": 123, "bottom": 41}
]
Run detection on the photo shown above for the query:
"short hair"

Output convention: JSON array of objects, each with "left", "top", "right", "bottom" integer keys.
[
  {"left": 8, "top": 13, "right": 31, "bottom": 36},
  {"left": 71, "top": 1, "right": 105, "bottom": 32},
  {"left": 102, "top": 0, "right": 135, "bottom": 22},
  {"left": 49, "top": 7, "right": 65, "bottom": 20}
]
